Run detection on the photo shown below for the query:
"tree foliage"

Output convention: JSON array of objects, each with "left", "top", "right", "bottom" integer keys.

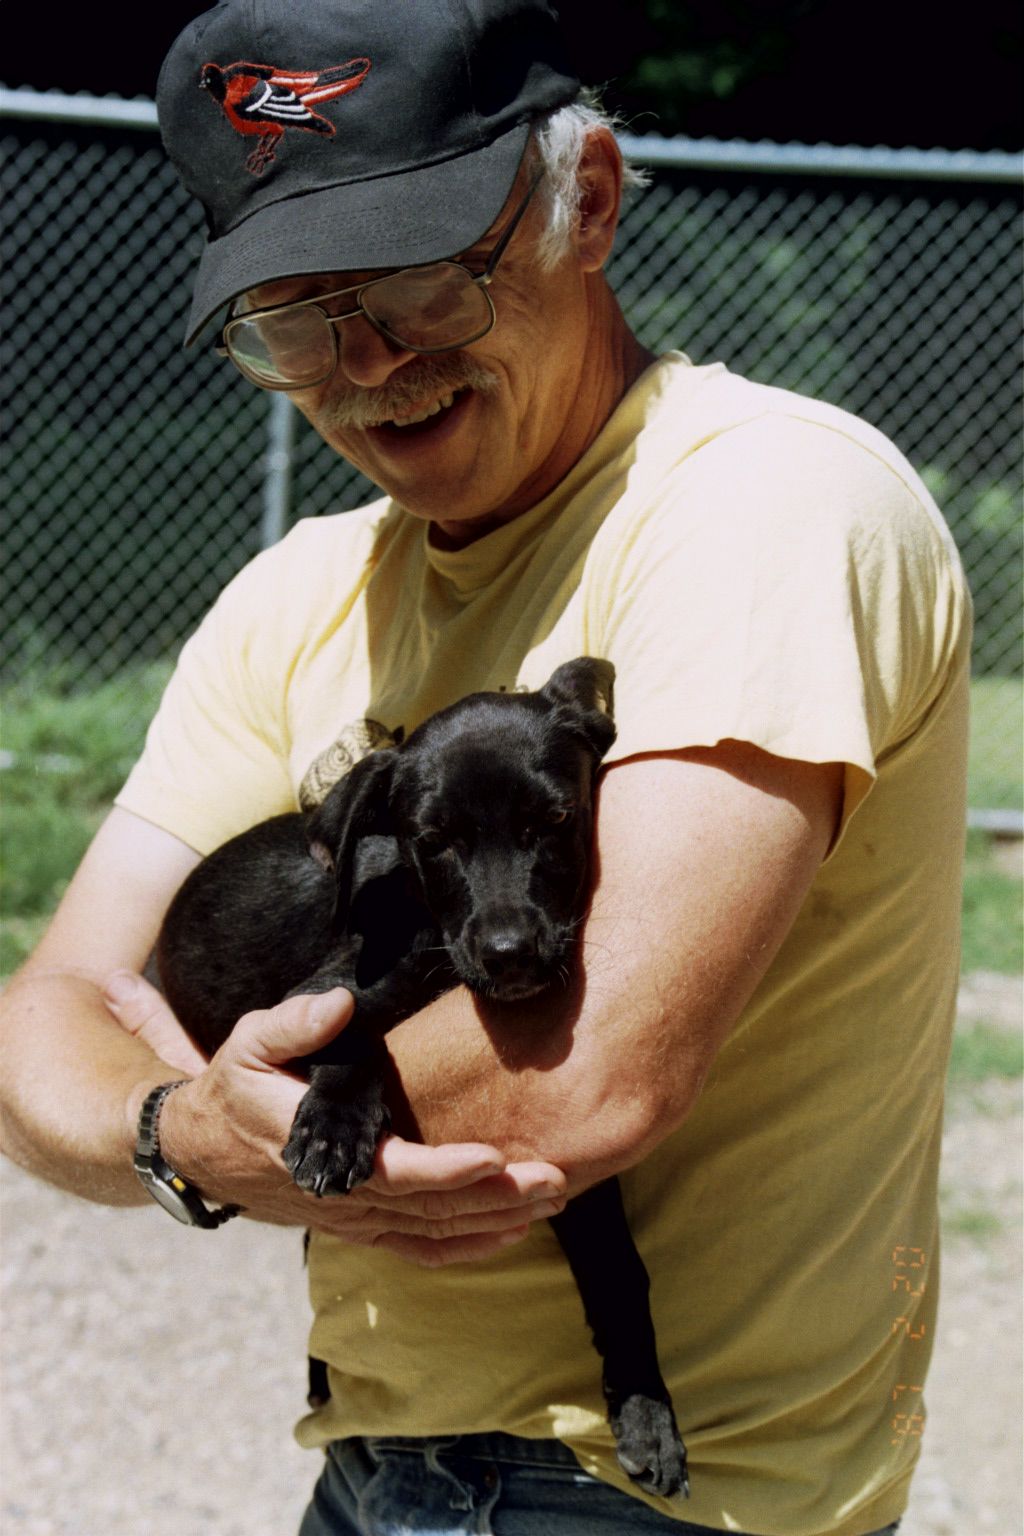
[{"left": 560, "top": 0, "right": 1022, "bottom": 149}]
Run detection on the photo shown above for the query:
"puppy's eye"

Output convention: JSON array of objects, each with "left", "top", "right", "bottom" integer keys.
[{"left": 547, "top": 807, "right": 572, "bottom": 825}]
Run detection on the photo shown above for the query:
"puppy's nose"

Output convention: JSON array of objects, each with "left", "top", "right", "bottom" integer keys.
[{"left": 478, "top": 929, "right": 538, "bottom": 983}]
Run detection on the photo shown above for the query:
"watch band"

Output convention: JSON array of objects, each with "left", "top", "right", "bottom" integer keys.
[
  {"left": 135, "top": 1079, "right": 187, "bottom": 1160},
  {"left": 134, "top": 1080, "right": 242, "bottom": 1229}
]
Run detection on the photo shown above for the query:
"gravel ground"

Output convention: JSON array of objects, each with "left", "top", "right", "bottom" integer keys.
[{"left": 2, "top": 976, "right": 1020, "bottom": 1536}]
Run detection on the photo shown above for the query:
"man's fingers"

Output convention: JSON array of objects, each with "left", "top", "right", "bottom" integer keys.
[
  {"left": 364, "top": 1136, "right": 567, "bottom": 1206},
  {"left": 103, "top": 970, "right": 208, "bottom": 1075},
  {"left": 234, "top": 988, "right": 356, "bottom": 1069},
  {"left": 372, "top": 1225, "right": 533, "bottom": 1268},
  {"left": 365, "top": 1135, "right": 505, "bottom": 1194},
  {"left": 477, "top": 1160, "right": 569, "bottom": 1202},
  {"left": 307, "top": 1192, "right": 563, "bottom": 1245}
]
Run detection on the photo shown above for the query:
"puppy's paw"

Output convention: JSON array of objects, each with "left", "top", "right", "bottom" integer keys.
[
  {"left": 611, "top": 1394, "right": 689, "bottom": 1500},
  {"left": 282, "top": 1079, "right": 389, "bottom": 1197}
]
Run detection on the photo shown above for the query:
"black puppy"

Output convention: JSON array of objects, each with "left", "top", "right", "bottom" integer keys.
[{"left": 157, "top": 657, "right": 688, "bottom": 1498}]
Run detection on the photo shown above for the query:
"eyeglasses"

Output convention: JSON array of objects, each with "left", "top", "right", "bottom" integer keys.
[{"left": 217, "top": 170, "right": 543, "bottom": 391}]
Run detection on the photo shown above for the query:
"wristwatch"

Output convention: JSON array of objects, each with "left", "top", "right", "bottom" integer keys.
[{"left": 133, "top": 1080, "right": 242, "bottom": 1228}]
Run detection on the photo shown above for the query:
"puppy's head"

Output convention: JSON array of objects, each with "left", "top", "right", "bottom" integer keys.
[{"left": 307, "top": 658, "right": 615, "bottom": 1001}]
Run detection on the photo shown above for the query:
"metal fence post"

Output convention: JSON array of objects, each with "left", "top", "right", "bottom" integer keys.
[{"left": 261, "top": 394, "right": 295, "bottom": 550}]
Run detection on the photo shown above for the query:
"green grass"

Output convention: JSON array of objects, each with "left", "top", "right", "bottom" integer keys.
[
  {"left": 961, "top": 831, "right": 1023, "bottom": 975},
  {"left": 941, "top": 1206, "right": 1005, "bottom": 1240},
  {"left": 949, "top": 1022, "right": 1024, "bottom": 1083},
  {"left": 0, "top": 666, "right": 170, "bottom": 974},
  {"left": 969, "top": 676, "right": 1023, "bottom": 812}
]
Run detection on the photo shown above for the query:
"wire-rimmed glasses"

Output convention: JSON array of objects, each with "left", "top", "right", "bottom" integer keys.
[{"left": 218, "top": 170, "right": 543, "bottom": 390}]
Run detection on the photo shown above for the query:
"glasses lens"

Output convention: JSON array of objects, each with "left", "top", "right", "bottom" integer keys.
[
  {"left": 362, "top": 263, "right": 494, "bottom": 351},
  {"left": 227, "top": 308, "right": 335, "bottom": 387}
]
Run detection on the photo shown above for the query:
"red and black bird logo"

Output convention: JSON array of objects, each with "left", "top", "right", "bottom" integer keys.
[{"left": 200, "top": 58, "right": 372, "bottom": 175}]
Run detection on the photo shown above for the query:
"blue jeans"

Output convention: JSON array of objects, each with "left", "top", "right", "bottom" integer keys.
[{"left": 297, "top": 1432, "right": 903, "bottom": 1535}]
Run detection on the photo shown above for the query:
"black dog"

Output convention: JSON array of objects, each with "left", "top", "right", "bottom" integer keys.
[{"left": 156, "top": 657, "right": 687, "bottom": 1498}]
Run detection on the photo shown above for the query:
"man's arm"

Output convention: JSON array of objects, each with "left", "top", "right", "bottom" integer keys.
[
  {"left": 5, "top": 739, "right": 837, "bottom": 1255},
  {"left": 0, "top": 810, "right": 202, "bottom": 1200},
  {"left": 377, "top": 741, "right": 844, "bottom": 1190},
  {"left": 0, "top": 807, "right": 568, "bottom": 1262}
]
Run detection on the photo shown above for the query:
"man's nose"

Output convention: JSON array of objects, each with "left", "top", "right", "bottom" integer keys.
[{"left": 334, "top": 312, "right": 416, "bottom": 388}]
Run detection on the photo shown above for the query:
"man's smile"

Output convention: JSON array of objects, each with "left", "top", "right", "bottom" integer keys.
[
  {"left": 371, "top": 385, "right": 469, "bottom": 430},
  {"left": 318, "top": 355, "right": 499, "bottom": 434},
  {"left": 362, "top": 385, "right": 477, "bottom": 443},
  {"left": 388, "top": 388, "right": 459, "bottom": 426}
]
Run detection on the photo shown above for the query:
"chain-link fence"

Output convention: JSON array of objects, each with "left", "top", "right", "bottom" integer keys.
[{"left": 2, "top": 92, "right": 1021, "bottom": 808}]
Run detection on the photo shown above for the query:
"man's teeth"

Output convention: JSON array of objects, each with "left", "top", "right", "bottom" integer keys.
[{"left": 390, "top": 390, "right": 457, "bottom": 427}]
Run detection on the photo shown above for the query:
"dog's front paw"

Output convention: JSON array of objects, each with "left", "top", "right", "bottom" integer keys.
[
  {"left": 282, "top": 1075, "right": 389, "bottom": 1197},
  {"left": 611, "top": 1394, "right": 689, "bottom": 1499}
]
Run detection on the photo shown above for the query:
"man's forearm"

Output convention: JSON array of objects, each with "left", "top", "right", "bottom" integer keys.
[
  {"left": 0, "top": 808, "right": 206, "bottom": 1202},
  {"left": 381, "top": 747, "right": 843, "bottom": 1186},
  {"left": 0, "top": 971, "right": 171, "bottom": 1204},
  {"left": 381, "top": 912, "right": 699, "bottom": 1191}
]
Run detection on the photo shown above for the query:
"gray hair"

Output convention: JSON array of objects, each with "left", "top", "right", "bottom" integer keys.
[{"left": 530, "top": 90, "right": 650, "bottom": 272}]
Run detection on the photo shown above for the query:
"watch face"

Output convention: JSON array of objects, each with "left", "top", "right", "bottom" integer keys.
[
  {"left": 136, "top": 1160, "right": 198, "bottom": 1224},
  {"left": 147, "top": 1179, "right": 197, "bottom": 1224}
]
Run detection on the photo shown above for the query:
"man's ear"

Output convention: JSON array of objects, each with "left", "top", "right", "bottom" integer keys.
[
  {"left": 574, "top": 127, "right": 625, "bottom": 273},
  {"left": 306, "top": 749, "right": 397, "bottom": 921}
]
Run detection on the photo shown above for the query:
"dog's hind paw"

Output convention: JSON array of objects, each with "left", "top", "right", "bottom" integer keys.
[
  {"left": 611, "top": 1394, "right": 689, "bottom": 1499},
  {"left": 282, "top": 1076, "right": 389, "bottom": 1197}
]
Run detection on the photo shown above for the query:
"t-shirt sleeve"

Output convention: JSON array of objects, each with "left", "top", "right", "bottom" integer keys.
[
  {"left": 115, "top": 541, "right": 304, "bottom": 854},
  {"left": 586, "top": 412, "right": 969, "bottom": 835}
]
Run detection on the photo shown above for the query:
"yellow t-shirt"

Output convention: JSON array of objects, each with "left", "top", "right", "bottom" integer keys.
[{"left": 117, "top": 354, "right": 971, "bottom": 1536}]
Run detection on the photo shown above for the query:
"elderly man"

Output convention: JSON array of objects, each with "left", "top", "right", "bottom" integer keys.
[{"left": 0, "top": 2, "right": 970, "bottom": 1534}]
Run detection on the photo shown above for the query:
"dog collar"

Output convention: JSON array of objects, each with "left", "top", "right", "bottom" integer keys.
[{"left": 134, "top": 1081, "right": 242, "bottom": 1229}]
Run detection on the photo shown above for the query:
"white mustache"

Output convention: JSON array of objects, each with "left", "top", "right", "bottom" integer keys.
[{"left": 323, "top": 355, "right": 499, "bottom": 429}]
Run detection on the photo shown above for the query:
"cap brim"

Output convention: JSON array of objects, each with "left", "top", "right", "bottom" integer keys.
[{"left": 184, "top": 121, "right": 532, "bottom": 346}]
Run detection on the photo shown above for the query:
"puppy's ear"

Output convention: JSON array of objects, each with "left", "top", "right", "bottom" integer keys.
[
  {"left": 540, "top": 657, "right": 617, "bottom": 760},
  {"left": 306, "top": 749, "right": 397, "bottom": 920}
]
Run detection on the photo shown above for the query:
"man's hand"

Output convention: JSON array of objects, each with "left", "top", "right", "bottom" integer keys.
[{"left": 106, "top": 973, "right": 567, "bottom": 1265}]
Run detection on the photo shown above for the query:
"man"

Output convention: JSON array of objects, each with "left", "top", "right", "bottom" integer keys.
[{"left": 0, "top": 2, "right": 970, "bottom": 1533}]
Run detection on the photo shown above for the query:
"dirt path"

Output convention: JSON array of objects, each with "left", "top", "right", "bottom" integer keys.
[
  {"left": 2, "top": 978, "right": 1020, "bottom": 1535},
  {"left": 901, "top": 1070, "right": 1022, "bottom": 1535}
]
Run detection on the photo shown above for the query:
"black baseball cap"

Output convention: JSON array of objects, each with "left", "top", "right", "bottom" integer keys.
[{"left": 157, "top": 0, "right": 580, "bottom": 345}]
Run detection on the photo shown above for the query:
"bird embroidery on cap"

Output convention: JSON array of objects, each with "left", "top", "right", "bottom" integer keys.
[{"left": 200, "top": 58, "right": 372, "bottom": 175}]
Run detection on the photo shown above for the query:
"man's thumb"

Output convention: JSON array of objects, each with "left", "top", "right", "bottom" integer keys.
[
  {"left": 104, "top": 969, "right": 209, "bottom": 1076},
  {"left": 237, "top": 988, "right": 356, "bottom": 1068}
]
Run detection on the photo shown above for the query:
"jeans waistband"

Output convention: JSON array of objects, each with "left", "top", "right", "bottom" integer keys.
[{"left": 363, "top": 1432, "right": 583, "bottom": 1471}]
